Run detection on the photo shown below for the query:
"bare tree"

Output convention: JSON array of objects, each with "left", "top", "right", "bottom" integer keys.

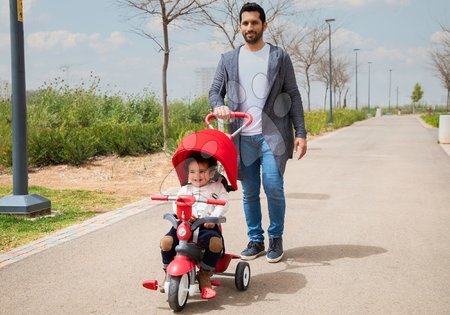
[
  {"left": 197, "top": 0, "right": 295, "bottom": 49},
  {"left": 315, "top": 55, "right": 330, "bottom": 111},
  {"left": 430, "top": 25, "right": 450, "bottom": 111},
  {"left": 315, "top": 54, "right": 350, "bottom": 110},
  {"left": 288, "top": 25, "right": 328, "bottom": 111},
  {"left": 120, "top": 0, "right": 216, "bottom": 149},
  {"left": 332, "top": 56, "right": 351, "bottom": 108}
]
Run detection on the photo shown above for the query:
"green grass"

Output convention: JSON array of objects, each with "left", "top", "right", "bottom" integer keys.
[
  {"left": 420, "top": 113, "right": 440, "bottom": 128},
  {"left": 0, "top": 186, "right": 128, "bottom": 253}
]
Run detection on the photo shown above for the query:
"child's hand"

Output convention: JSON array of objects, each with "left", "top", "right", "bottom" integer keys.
[
  {"left": 204, "top": 223, "right": 216, "bottom": 229},
  {"left": 189, "top": 215, "right": 197, "bottom": 223}
]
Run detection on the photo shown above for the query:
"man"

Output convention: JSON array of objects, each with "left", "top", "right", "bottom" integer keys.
[{"left": 209, "top": 2, "right": 307, "bottom": 263}]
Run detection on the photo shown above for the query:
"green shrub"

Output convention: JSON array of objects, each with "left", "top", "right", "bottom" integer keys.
[
  {"left": 421, "top": 113, "right": 440, "bottom": 128},
  {"left": 0, "top": 100, "right": 12, "bottom": 166},
  {"left": 332, "top": 109, "right": 367, "bottom": 129},
  {"left": 305, "top": 111, "right": 327, "bottom": 135},
  {"left": 28, "top": 128, "right": 66, "bottom": 165},
  {"left": 0, "top": 73, "right": 378, "bottom": 168}
]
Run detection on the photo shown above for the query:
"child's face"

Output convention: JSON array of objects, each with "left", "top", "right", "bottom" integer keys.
[{"left": 188, "top": 160, "right": 212, "bottom": 187}]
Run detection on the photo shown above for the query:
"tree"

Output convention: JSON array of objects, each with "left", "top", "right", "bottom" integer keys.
[
  {"left": 314, "top": 54, "right": 350, "bottom": 110},
  {"left": 331, "top": 56, "right": 350, "bottom": 108},
  {"left": 315, "top": 55, "right": 330, "bottom": 110},
  {"left": 271, "top": 22, "right": 328, "bottom": 111},
  {"left": 410, "top": 82, "right": 424, "bottom": 114},
  {"left": 120, "top": 0, "right": 217, "bottom": 149},
  {"left": 430, "top": 25, "right": 450, "bottom": 112}
]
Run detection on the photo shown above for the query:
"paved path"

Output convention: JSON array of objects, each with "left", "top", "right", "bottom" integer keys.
[{"left": 1, "top": 115, "right": 449, "bottom": 314}]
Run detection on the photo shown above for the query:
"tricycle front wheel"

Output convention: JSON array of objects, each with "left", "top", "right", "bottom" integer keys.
[
  {"left": 168, "top": 273, "right": 190, "bottom": 312},
  {"left": 235, "top": 261, "right": 250, "bottom": 291}
]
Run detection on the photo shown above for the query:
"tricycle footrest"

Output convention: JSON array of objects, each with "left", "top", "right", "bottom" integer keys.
[{"left": 142, "top": 280, "right": 159, "bottom": 291}]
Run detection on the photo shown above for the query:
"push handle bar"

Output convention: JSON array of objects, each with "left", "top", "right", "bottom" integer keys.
[{"left": 205, "top": 111, "right": 253, "bottom": 128}]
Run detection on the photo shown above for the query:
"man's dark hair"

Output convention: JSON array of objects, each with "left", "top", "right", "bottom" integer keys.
[{"left": 239, "top": 2, "right": 266, "bottom": 24}]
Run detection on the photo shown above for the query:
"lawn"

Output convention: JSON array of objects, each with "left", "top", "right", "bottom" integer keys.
[{"left": 0, "top": 186, "right": 128, "bottom": 253}]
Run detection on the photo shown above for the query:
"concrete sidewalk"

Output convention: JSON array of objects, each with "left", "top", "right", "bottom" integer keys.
[{"left": 1, "top": 115, "right": 449, "bottom": 314}]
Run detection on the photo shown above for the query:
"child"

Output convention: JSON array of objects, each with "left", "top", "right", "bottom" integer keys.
[{"left": 160, "top": 152, "right": 229, "bottom": 299}]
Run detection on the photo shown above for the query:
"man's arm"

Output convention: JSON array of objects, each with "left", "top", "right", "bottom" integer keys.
[{"left": 283, "top": 52, "right": 308, "bottom": 159}]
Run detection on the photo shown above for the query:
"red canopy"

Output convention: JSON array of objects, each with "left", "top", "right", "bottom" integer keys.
[{"left": 172, "top": 129, "right": 238, "bottom": 191}]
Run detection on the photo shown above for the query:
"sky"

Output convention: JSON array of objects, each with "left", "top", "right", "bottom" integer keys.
[{"left": 0, "top": 0, "right": 449, "bottom": 110}]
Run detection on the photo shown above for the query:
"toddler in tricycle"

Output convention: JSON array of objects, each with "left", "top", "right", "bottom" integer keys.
[
  {"left": 161, "top": 152, "right": 228, "bottom": 299},
  {"left": 143, "top": 112, "right": 253, "bottom": 312}
]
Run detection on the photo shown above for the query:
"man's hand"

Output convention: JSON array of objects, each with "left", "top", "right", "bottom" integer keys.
[
  {"left": 294, "top": 137, "right": 307, "bottom": 160},
  {"left": 213, "top": 106, "right": 231, "bottom": 120}
]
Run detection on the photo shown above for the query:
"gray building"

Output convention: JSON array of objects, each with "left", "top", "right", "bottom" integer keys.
[{"left": 195, "top": 67, "right": 216, "bottom": 97}]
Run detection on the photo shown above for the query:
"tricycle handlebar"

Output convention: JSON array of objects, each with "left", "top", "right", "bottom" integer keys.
[{"left": 151, "top": 195, "right": 226, "bottom": 206}]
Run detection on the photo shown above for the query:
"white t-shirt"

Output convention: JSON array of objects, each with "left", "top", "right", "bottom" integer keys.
[
  {"left": 172, "top": 180, "right": 229, "bottom": 218},
  {"left": 238, "top": 43, "right": 270, "bottom": 136}
]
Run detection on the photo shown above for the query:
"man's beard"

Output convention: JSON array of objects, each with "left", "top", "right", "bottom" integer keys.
[{"left": 243, "top": 30, "right": 263, "bottom": 44}]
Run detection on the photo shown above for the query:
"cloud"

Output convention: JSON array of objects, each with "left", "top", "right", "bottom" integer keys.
[
  {"left": 89, "top": 32, "right": 128, "bottom": 54},
  {"left": 26, "top": 30, "right": 128, "bottom": 53},
  {"left": 384, "top": 0, "right": 410, "bottom": 6},
  {"left": 430, "top": 31, "right": 448, "bottom": 45},
  {"left": 172, "top": 41, "right": 223, "bottom": 68},
  {"left": 334, "top": 28, "right": 377, "bottom": 49},
  {"left": 301, "top": 0, "right": 410, "bottom": 9},
  {"left": 27, "top": 31, "right": 97, "bottom": 49},
  {"left": 371, "top": 45, "right": 429, "bottom": 66}
]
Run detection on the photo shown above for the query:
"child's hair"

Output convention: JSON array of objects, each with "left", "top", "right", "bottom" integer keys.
[{"left": 185, "top": 152, "right": 217, "bottom": 171}]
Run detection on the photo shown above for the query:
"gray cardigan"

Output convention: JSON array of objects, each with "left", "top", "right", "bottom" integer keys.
[{"left": 209, "top": 43, "right": 307, "bottom": 177}]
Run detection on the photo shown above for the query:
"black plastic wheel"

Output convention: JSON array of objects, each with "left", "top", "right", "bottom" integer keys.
[
  {"left": 235, "top": 261, "right": 251, "bottom": 291},
  {"left": 168, "top": 274, "right": 190, "bottom": 312}
]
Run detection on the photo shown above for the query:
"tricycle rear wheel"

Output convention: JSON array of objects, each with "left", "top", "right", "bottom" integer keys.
[
  {"left": 168, "top": 273, "right": 190, "bottom": 312},
  {"left": 235, "top": 261, "right": 250, "bottom": 291}
]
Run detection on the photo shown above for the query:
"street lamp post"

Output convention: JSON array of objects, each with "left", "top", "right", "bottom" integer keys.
[
  {"left": 0, "top": 0, "right": 51, "bottom": 215},
  {"left": 388, "top": 69, "right": 392, "bottom": 114},
  {"left": 353, "top": 48, "right": 360, "bottom": 110},
  {"left": 368, "top": 61, "right": 372, "bottom": 116},
  {"left": 325, "top": 18, "right": 335, "bottom": 124}
]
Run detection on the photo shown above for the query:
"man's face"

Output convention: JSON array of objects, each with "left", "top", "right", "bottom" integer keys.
[{"left": 240, "top": 11, "right": 267, "bottom": 45}]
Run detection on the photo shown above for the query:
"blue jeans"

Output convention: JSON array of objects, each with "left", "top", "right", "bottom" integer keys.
[{"left": 240, "top": 134, "right": 285, "bottom": 242}]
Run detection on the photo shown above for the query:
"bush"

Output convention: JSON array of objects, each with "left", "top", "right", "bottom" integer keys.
[
  {"left": 305, "top": 111, "right": 327, "bottom": 135},
  {"left": 421, "top": 113, "right": 440, "bottom": 128},
  {"left": 1, "top": 78, "right": 169, "bottom": 167},
  {"left": 0, "top": 73, "right": 377, "bottom": 168},
  {"left": 332, "top": 109, "right": 367, "bottom": 129}
]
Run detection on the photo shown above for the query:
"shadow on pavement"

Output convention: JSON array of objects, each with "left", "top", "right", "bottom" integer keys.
[
  {"left": 169, "top": 271, "right": 307, "bottom": 314},
  {"left": 154, "top": 245, "right": 387, "bottom": 313},
  {"left": 285, "top": 244, "right": 387, "bottom": 263}
]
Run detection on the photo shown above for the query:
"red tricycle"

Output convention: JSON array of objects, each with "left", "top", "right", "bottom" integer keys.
[{"left": 142, "top": 112, "right": 253, "bottom": 312}]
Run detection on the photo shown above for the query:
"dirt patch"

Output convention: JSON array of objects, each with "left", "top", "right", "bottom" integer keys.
[{"left": 0, "top": 152, "right": 180, "bottom": 203}]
